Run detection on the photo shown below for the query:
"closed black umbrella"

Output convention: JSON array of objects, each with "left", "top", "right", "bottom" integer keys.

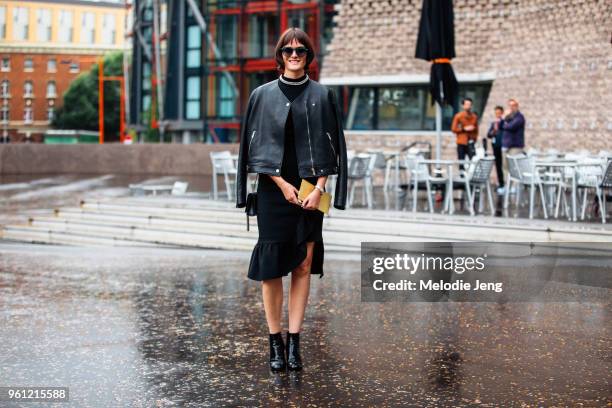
[
  {"left": 415, "top": 0, "right": 458, "bottom": 161},
  {"left": 415, "top": 0, "right": 458, "bottom": 107}
]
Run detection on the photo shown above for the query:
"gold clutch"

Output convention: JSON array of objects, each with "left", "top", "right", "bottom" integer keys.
[{"left": 298, "top": 179, "right": 331, "bottom": 214}]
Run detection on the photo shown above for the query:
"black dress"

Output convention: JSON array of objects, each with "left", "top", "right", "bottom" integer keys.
[{"left": 247, "top": 74, "right": 325, "bottom": 281}]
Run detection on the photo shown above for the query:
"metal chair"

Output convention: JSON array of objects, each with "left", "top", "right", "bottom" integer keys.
[
  {"left": 210, "top": 150, "right": 237, "bottom": 200},
  {"left": 453, "top": 157, "right": 495, "bottom": 216},
  {"left": 347, "top": 153, "right": 377, "bottom": 209},
  {"left": 598, "top": 159, "right": 612, "bottom": 223},
  {"left": 364, "top": 149, "right": 388, "bottom": 190},
  {"left": 403, "top": 154, "right": 450, "bottom": 213},
  {"left": 504, "top": 154, "right": 548, "bottom": 219},
  {"left": 573, "top": 161, "right": 604, "bottom": 221}
]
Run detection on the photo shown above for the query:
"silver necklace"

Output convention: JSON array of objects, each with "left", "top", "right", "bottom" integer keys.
[{"left": 279, "top": 73, "right": 309, "bottom": 86}]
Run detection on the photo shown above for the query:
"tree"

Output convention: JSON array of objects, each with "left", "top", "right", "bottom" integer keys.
[{"left": 52, "top": 52, "right": 124, "bottom": 142}]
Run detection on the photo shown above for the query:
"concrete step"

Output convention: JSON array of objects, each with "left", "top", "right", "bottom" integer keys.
[
  {"left": 70, "top": 200, "right": 612, "bottom": 242},
  {"left": 3, "top": 196, "right": 611, "bottom": 251},
  {"left": 2, "top": 220, "right": 359, "bottom": 252},
  {"left": 1, "top": 225, "right": 167, "bottom": 248},
  {"left": 50, "top": 205, "right": 485, "bottom": 242},
  {"left": 27, "top": 216, "right": 446, "bottom": 248}
]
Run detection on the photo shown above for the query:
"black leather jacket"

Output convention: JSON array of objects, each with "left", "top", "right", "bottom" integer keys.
[{"left": 235, "top": 78, "right": 348, "bottom": 210}]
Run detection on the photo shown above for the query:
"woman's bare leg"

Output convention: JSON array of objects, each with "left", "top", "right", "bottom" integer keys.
[
  {"left": 288, "top": 241, "right": 314, "bottom": 333},
  {"left": 262, "top": 277, "right": 283, "bottom": 334}
]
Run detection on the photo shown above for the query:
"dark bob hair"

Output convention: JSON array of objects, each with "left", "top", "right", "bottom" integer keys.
[{"left": 274, "top": 27, "right": 316, "bottom": 74}]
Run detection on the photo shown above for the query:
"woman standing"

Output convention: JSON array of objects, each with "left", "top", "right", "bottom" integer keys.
[{"left": 235, "top": 28, "right": 348, "bottom": 372}]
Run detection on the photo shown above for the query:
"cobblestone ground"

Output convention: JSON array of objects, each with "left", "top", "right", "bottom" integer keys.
[{"left": 0, "top": 243, "right": 609, "bottom": 407}]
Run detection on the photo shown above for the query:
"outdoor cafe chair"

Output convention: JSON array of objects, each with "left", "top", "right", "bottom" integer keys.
[
  {"left": 210, "top": 150, "right": 237, "bottom": 201},
  {"left": 574, "top": 160, "right": 606, "bottom": 222},
  {"left": 403, "top": 154, "right": 450, "bottom": 213},
  {"left": 504, "top": 154, "right": 548, "bottom": 219},
  {"left": 347, "top": 153, "right": 377, "bottom": 209},
  {"left": 364, "top": 149, "right": 390, "bottom": 190},
  {"left": 597, "top": 159, "right": 612, "bottom": 223},
  {"left": 452, "top": 157, "right": 496, "bottom": 216}
]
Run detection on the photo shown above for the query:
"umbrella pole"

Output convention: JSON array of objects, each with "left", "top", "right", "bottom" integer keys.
[{"left": 435, "top": 101, "right": 442, "bottom": 161}]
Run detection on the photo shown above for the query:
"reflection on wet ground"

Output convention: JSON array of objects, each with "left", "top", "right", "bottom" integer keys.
[{"left": 0, "top": 243, "right": 609, "bottom": 407}]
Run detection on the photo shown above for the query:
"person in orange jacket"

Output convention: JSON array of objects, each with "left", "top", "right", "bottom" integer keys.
[{"left": 451, "top": 97, "right": 479, "bottom": 172}]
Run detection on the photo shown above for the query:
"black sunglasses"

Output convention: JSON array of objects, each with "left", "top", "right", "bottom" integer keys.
[{"left": 281, "top": 46, "right": 308, "bottom": 57}]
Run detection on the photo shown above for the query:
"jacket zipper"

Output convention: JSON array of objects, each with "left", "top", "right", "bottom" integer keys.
[
  {"left": 326, "top": 132, "right": 337, "bottom": 158},
  {"left": 304, "top": 100, "right": 315, "bottom": 175},
  {"left": 247, "top": 130, "right": 256, "bottom": 155}
]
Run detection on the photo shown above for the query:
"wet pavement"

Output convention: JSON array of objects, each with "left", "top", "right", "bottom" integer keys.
[{"left": 1, "top": 243, "right": 609, "bottom": 407}]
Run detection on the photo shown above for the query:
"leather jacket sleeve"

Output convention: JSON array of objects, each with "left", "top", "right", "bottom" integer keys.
[
  {"left": 235, "top": 91, "right": 255, "bottom": 208},
  {"left": 329, "top": 88, "right": 347, "bottom": 210}
]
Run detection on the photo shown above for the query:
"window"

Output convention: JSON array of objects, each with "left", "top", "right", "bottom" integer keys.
[
  {"left": 218, "top": 74, "right": 236, "bottom": 118},
  {"left": 345, "top": 87, "right": 375, "bottom": 130},
  {"left": 215, "top": 15, "right": 237, "bottom": 64},
  {"left": 47, "top": 107, "right": 54, "bottom": 122},
  {"left": 58, "top": 10, "right": 73, "bottom": 42},
  {"left": 24, "top": 80, "right": 33, "bottom": 97},
  {"left": 24, "top": 107, "right": 33, "bottom": 123},
  {"left": 102, "top": 14, "right": 116, "bottom": 45},
  {"left": 186, "top": 25, "right": 201, "bottom": 68},
  {"left": 46, "top": 81, "right": 56, "bottom": 97},
  {"left": 1, "top": 57, "right": 9, "bottom": 72},
  {"left": 336, "top": 83, "right": 492, "bottom": 131},
  {"left": 141, "top": 62, "right": 151, "bottom": 121},
  {"left": 1, "top": 107, "right": 8, "bottom": 123},
  {"left": 12, "top": 7, "right": 29, "bottom": 40},
  {"left": 377, "top": 86, "right": 434, "bottom": 131},
  {"left": 142, "top": 62, "right": 151, "bottom": 91},
  {"left": 47, "top": 59, "right": 56, "bottom": 72},
  {"left": 36, "top": 9, "right": 52, "bottom": 41},
  {"left": 24, "top": 57, "right": 33, "bottom": 71},
  {"left": 185, "top": 76, "right": 200, "bottom": 119},
  {"left": 247, "top": 14, "right": 275, "bottom": 58},
  {"left": 0, "top": 6, "right": 6, "bottom": 39},
  {"left": 81, "top": 12, "right": 95, "bottom": 44},
  {"left": 69, "top": 62, "right": 79, "bottom": 73},
  {"left": 1, "top": 80, "right": 8, "bottom": 96}
]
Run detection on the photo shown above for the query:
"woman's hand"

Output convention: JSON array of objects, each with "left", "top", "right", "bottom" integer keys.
[
  {"left": 280, "top": 181, "right": 300, "bottom": 205},
  {"left": 301, "top": 189, "right": 321, "bottom": 210}
]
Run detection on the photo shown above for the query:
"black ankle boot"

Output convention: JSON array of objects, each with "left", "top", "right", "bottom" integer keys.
[
  {"left": 269, "top": 332, "right": 286, "bottom": 372},
  {"left": 286, "top": 332, "right": 303, "bottom": 371}
]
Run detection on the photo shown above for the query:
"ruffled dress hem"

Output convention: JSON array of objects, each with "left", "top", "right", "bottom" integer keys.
[{"left": 247, "top": 211, "right": 324, "bottom": 281}]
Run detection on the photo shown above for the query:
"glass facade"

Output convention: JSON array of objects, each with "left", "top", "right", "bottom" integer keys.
[
  {"left": 333, "top": 83, "right": 492, "bottom": 132},
  {"left": 151, "top": 0, "right": 340, "bottom": 142}
]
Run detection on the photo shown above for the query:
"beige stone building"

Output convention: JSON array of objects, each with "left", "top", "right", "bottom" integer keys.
[{"left": 320, "top": 0, "right": 611, "bottom": 157}]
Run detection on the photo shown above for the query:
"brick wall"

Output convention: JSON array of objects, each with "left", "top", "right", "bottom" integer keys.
[{"left": 322, "top": 0, "right": 612, "bottom": 155}]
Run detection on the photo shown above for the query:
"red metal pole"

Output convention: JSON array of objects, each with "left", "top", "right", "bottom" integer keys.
[
  {"left": 98, "top": 59, "right": 104, "bottom": 144},
  {"left": 119, "top": 78, "right": 125, "bottom": 142}
]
